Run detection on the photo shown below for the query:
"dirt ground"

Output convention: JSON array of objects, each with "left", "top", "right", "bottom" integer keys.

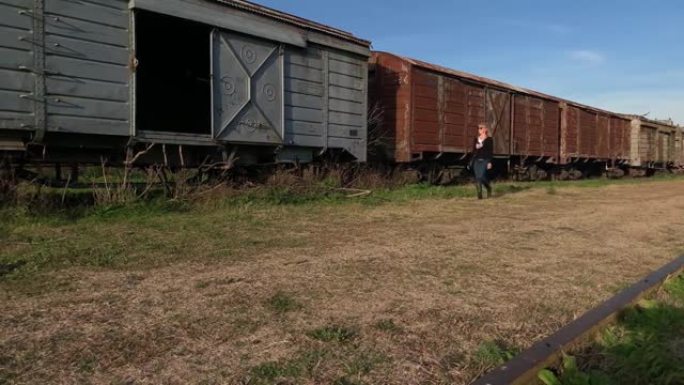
[{"left": 2, "top": 180, "right": 684, "bottom": 385}]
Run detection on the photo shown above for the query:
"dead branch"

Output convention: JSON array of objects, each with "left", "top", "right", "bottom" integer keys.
[
  {"left": 124, "top": 143, "right": 155, "bottom": 167},
  {"left": 334, "top": 187, "right": 372, "bottom": 198}
]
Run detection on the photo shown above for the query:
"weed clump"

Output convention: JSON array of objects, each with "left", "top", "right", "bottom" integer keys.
[
  {"left": 308, "top": 325, "right": 358, "bottom": 343},
  {"left": 373, "top": 319, "right": 402, "bottom": 333},
  {"left": 472, "top": 340, "right": 518, "bottom": 368},
  {"left": 266, "top": 291, "right": 302, "bottom": 314}
]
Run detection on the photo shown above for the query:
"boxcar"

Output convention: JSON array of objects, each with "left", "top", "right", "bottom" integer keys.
[
  {"left": 511, "top": 94, "right": 560, "bottom": 163},
  {"left": 371, "top": 52, "right": 636, "bottom": 180},
  {"left": 0, "top": 0, "right": 371, "bottom": 165},
  {"left": 369, "top": 52, "right": 562, "bottom": 172},
  {"left": 675, "top": 125, "right": 684, "bottom": 169},
  {"left": 560, "top": 104, "right": 631, "bottom": 166},
  {"left": 628, "top": 117, "right": 680, "bottom": 170},
  {"left": 369, "top": 52, "right": 646, "bottom": 180}
]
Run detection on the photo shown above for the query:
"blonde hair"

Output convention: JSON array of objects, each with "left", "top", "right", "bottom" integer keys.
[{"left": 478, "top": 123, "right": 490, "bottom": 136}]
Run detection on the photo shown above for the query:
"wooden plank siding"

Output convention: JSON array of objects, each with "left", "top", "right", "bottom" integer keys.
[
  {"left": 44, "top": 0, "right": 131, "bottom": 136},
  {"left": 0, "top": 0, "right": 35, "bottom": 130}
]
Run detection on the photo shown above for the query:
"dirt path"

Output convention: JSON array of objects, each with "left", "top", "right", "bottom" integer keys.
[{"left": 2, "top": 181, "right": 684, "bottom": 385}]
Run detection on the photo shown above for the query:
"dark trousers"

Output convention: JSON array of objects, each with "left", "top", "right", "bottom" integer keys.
[{"left": 473, "top": 159, "right": 492, "bottom": 199}]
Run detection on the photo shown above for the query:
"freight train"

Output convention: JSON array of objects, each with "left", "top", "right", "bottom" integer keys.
[{"left": 1, "top": 0, "right": 682, "bottom": 183}]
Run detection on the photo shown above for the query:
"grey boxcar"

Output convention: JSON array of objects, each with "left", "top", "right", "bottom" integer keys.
[
  {"left": 629, "top": 116, "right": 679, "bottom": 169},
  {"left": 0, "top": 0, "right": 371, "bottom": 164}
]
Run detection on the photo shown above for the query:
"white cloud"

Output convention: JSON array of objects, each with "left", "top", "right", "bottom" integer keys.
[{"left": 568, "top": 50, "right": 606, "bottom": 65}]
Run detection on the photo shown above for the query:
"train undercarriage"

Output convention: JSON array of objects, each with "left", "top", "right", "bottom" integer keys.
[{"left": 406, "top": 153, "right": 679, "bottom": 185}]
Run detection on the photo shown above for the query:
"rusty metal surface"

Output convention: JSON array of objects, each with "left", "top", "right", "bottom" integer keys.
[
  {"left": 486, "top": 89, "right": 512, "bottom": 155},
  {"left": 373, "top": 52, "right": 641, "bottom": 164},
  {"left": 372, "top": 51, "right": 666, "bottom": 166},
  {"left": 561, "top": 104, "right": 579, "bottom": 161},
  {"left": 609, "top": 117, "right": 630, "bottom": 161},
  {"left": 383, "top": 52, "right": 629, "bottom": 118},
  {"left": 597, "top": 114, "right": 611, "bottom": 159},
  {"left": 560, "top": 105, "right": 630, "bottom": 161},
  {"left": 213, "top": 0, "right": 371, "bottom": 47},
  {"left": 410, "top": 68, "right": 489, "bottom": 155},
  {"left": 512, "top": 95, "right": 560, "bottom": 159},
  {"left": 473, "top": 255, "right": 684, "bottom": 385},
  {"left": 412, "top": 69, "right": 440, "bottom": 149},
  {"left": 371, "top": 52, "right": 514, "bottom": 161},
  {"left": 369, "top": 53, "right": 413, "bottom": 162}
]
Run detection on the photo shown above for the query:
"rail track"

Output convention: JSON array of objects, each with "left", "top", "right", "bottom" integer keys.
[{"left": 473, "top": 255, "right": 684, "bottom": 385}]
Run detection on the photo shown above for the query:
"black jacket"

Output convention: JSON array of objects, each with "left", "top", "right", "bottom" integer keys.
[{"left": 472, "top": 137, "right": 493, "bottom": 160}]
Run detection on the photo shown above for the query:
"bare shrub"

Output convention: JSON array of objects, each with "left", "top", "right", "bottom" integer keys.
[
  {"left": 265, "top": 167, "right": 302, "bottom": 189},
  {"left": 92, "top": 161, "right": 143, "bottom": 206}
]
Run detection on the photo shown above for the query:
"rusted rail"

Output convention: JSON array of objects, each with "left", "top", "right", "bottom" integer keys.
[{"left": 473, "top": 255, "right": 684, "bottom": 385}]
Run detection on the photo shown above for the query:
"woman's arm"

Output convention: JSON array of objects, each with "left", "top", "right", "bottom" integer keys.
[{"left": 485, "top": 138, "right": 494, "bottom": 169}]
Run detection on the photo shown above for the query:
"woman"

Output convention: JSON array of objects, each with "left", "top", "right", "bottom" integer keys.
[{"left": 471, "top": 124, "right": 494, "bottom": 199}]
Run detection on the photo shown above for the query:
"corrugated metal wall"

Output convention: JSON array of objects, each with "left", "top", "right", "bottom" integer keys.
[
  {"left": 44, "top": 0, "right": 131, "bottom": 136},
  {"left": 0, "top": 0, "right": 35, "bottom": 131}
]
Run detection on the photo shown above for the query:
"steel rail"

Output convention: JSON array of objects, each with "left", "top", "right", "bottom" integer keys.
[{"left": 473, "top": 254, "right": 684, "bottom": 385}]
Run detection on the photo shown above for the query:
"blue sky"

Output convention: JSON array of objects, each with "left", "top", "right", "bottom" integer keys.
[{"left": 257, "top": 1, "right": 684, "bottom": 124}]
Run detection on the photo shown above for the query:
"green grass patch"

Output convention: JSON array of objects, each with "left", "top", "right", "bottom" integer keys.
[
  {"left": 539, "top": 274, "right": 684, "bottom": 385},
  {"left": 308, "top": 325, "right": 358, "bottom": 343},
  {"left": 247, "top": 350, "right": 331, "bottom": 385},
  {"left": 247, "top": 347, "right": 386, "bottom": 385},
  {"left": 249, "top": 360, "right": 304, "bottom": 384},
  {"left": 472, "top": 340, "right": 519, "bottom": 368},
  {"left": 344, "top": 350, "right": 387, "bottom": 376},
  {"left": 265, "top": 291, "right": 302, "bottom": 314},
  {"left": 373, "top": 319, "right": 402, "bottom": 334},
  {"left": 2, "top": 175, "right": 683, "bottom": 291}
]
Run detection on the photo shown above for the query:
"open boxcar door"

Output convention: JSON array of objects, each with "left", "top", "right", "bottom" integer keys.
[{"left": 211, "top": 29, "right": 284, "bottom": 144}]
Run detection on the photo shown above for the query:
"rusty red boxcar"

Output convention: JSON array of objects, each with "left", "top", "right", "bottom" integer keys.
[
  {"left": 560, "top": 104, "right": 631, "bottom": 165},
  {"left": 370, "top": 52, "right": 564, "bottom": 180},
  {"left": 370, "top": 52, "right": 559, "bottom": 166},
  {"left": 370, "top": 51, "right": 639, "bottom": 180}
]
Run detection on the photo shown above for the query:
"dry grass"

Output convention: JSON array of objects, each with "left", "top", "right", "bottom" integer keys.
[{"left": 2, "top": 180, "right": 684, "bottom": 384}]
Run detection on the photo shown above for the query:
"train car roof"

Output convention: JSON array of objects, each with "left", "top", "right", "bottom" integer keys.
[
  {"left": 213, "top": 0, "right": 371, "bottom": 47},
  {"left": 623, "top": 115, "right": 680, "bottom": 128},
  {"left": 373, "top": 51, "right": 631, "bottom": 120}
]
